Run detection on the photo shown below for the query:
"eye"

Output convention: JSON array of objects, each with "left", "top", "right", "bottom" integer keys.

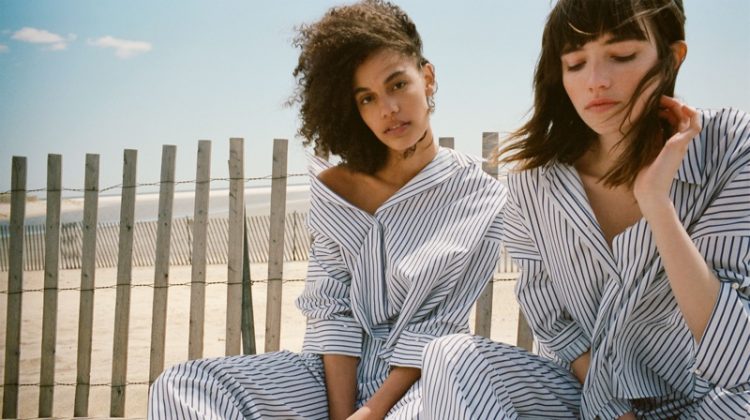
[
  {"left": 565, "top": 61, "right": 585, "bottom": 72},
  {"left": 357, "top": 94, "right": 374, "bottom": 105},
  {"left": 392, "top": 80, "right": 407, "bottom": 91},
  {"left": 612, "top": 53, "right": 637, "bottom": 63}
]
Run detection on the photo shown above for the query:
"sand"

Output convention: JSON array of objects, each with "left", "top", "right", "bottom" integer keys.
[{"left": 0, "top": 263, "right": 519, "bottom": 418}]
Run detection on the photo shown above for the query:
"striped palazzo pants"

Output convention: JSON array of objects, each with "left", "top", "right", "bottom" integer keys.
[
  {"left": 148, "top": 335, "right": 423, "bottom": 419},
  {"left": 421, "top": 334, "right": 750, "bottom": 419}
]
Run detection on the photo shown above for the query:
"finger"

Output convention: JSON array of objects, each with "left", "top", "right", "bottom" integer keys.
[
  {"left": 659, "top": 96, "right": 688, "bottom": 129},
  {"left": 666, "top": 106, "right": 701, "bottom": 148},
  {"left": 658, "top": 108, "right": 678, "bottom": 127},
  {"left": 659, "top": 95, "right": 683, "bottom": 110},
  {"left": 683, "top": 104, "right": 701, "bottom": 130},
  {"left": 678, "top": 104, "right": 701, "bottom": 135}
]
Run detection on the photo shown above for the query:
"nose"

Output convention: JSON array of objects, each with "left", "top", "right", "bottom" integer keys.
[
  {"left": 380, "top": 96, "right": 399, "bottom": 118},
  {"left": 586, "top": 60, "right": 611, "bottom": 92}
]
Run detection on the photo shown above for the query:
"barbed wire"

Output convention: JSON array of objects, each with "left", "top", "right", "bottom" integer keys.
[
  {"left": 0, "top": 174, "right": 308, "bottom": 196},
  {"left": 0, "top": 277, "right": 306, "bottom": 295},
  {"left": 3, "top": 381, "right": 151, "bottom": 388},
  {"left": 0, "top": 275, "right": 517, "bottom": 295}
]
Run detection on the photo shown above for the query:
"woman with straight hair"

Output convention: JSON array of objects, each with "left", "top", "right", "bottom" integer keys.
[{"left": 421, "top": 0, "right": 750, "bottom": 418}]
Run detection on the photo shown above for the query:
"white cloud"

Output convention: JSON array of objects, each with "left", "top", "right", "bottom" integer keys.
[
  {"left": 11, "top": 27, "right": 75, "bottom": 51},
  {"left": 0, "top": 44, "right": 8, "bottom": 53},
  {"left": 88, "top": 36, "right": 152, "bottom": 59}
]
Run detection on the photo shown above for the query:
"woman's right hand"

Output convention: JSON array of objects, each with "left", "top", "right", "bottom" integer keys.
[{"left": 346, "top": 406, "right": 376, "bottom": 420}]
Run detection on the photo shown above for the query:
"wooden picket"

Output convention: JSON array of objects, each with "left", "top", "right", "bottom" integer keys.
[
  {"left": 3, "top": 156, "right": 27, "bottom": 419},
  {"left": 74, "top": 153, "right": 100, "bottom": 416},
  {"left": 39, "top": 154, "right": 62, "bottom": 417}
]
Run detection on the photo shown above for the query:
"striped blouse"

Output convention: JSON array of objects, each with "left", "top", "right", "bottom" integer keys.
[
  {"left": 296, "top": 147, "right": 507, "bottom": 368},
  {"left": 503, "top": 108, "right": 750, "bottom": 419}
]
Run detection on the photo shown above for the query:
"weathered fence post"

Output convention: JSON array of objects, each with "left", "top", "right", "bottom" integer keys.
[
  {"left": 226, "top": 138, "right": 244, "bottom": 355},
  {"left": 189, "top": 140, "right": 211, "bottom": 360},
  {"left": 39, "top": 154, "right": 62, "bottom": 417},
  {"left": 242, "top": 216, "right": 256, "bottom": 355},
  {"left": 475, "top": 132, "right": 498, "bottom": 338},
  {"left": 74, "top": 153, "right": 100, "bottom": 417},
  {"left": 265, "top": 139, "right": 288, "bottom": 353},
  {"left": 438, "top": 137, "right": 454, "bottom": 149},
  {"left": 149, "top": 145, "right": 177, "bottom": 384},
  {"left": 111, "top": 149, "right": 137, "bottom": 417},
  {"left": 3, "top": 156, "right": 27, "bottom": 419},
  {"left": 517, "top": 312, "right": 534, "bottom": 352}
]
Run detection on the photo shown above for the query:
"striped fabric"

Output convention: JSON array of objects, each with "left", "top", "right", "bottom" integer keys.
[
  {"left": 422, "top": 108, "right": 750, "bottom": 420},
  {"left": 149, "top": 147, "right": 507, "bottom": 419}
]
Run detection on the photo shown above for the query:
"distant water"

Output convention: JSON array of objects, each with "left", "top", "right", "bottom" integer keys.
[{"left": 19, "top": 184, "right": 311, "bottom": 226}]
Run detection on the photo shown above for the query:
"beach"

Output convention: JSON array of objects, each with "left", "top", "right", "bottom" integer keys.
[
  {"left": 0, "top": 185, "right": 313, "bottom": 227},
  {"left": 0, "top": 263, "right": 520, "bottom": 418},
  {"left": 1, "top": 184, "right": 521, "bottom": 417}
]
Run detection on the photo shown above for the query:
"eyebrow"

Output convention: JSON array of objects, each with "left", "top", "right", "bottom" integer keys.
[
  {"left": 353, "top": 70, "right": 406, "bottom": 95},
  {"left": 561, "top": 33, "right": 645, "bottom": 54}
]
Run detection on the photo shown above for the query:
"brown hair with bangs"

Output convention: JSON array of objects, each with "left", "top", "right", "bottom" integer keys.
[
  {"left": 289, "top": 0, "right": 430, "bottom": 174},
  {"left": 499, "top": 0, "right": 686, "bottom": 187}
]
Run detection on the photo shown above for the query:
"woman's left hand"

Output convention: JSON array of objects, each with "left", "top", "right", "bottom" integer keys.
[{"left": 633, "top": 96, "right": 701, "bottom": 216}]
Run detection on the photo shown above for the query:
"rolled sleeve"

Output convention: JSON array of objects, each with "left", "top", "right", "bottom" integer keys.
[
  {"left": 691, "top": 157, "right": 750, "bottom": 388},
  {"left": 302, "top": 317, "right": 363, "bottom": 357},
  {"left": 693, "top": 279, "right": 750, "bottom": 388},
  {"left": 391, "top": 329, "right": 440, "bottom": 368},
  {"left": 296, "top": 232, "right": 363, "bottom": 357},
  {"left": 595, "top": 398, "right": 633, "bottom": 420}
]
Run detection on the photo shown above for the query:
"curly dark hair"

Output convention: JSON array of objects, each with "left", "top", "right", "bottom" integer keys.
[
  {"left": 499, "top": 0, "right": 686, "bottom": 187},
  {"left": 290, "top": 0, "right": 430, "bottom": 174}
]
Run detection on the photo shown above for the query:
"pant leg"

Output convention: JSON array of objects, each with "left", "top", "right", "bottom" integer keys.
[
  {"left": 422, "top": 334, "right": 582, "bottom": 420},
  {"left": 148, "top": 351, "right": 328, "bottom": 420}
]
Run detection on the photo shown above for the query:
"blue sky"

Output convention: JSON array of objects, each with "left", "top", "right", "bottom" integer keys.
[{"left": 1, "top": 1, "right": 749, "bottom": 196}]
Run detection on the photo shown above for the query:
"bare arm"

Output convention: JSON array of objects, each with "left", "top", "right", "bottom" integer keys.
[
  {"left": 570, "top": 350, "right": 590, "bottom": 384},
  {"left": 634, "top": 98, "right": 718, "bottom": 342},
  {"left": 639, "top": 200, "right": 719, "bottom": 341},
  {"left": 323, "top": 354, "right": 359, "bottom": 420},
  {"left": 347, "top": 367, "right": 421, "bottom": 419}
]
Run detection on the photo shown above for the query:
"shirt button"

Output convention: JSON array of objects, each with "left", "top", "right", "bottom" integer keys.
[
  {"left": 694, "top": 368, "right": 702, "bottom": 375},
  {"left": 731, "top": 282, "right": 740, "bottom": 290}
]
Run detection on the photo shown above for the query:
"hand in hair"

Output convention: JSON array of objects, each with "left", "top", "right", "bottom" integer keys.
[
  {"left": 633, "top": 95, "right": 701, "bottom": 213},
  {"left": 633, "top": 96, "right": 719, "bottom": 343}
]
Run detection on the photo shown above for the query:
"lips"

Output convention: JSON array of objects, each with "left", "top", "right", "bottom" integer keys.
[
  {"left": 585, "top": 98, "right": 619, "bottom": 112},
  {"left": 384, "top": 121, "right": 410, "bottom": 135}
]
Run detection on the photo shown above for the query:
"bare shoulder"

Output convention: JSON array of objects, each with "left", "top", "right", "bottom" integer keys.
[
  {"left": 317, "top": 165, "right": 386, "bottom": 214},
  {"left": 317, "top": 165, "right": 357, "bottom": 198}
]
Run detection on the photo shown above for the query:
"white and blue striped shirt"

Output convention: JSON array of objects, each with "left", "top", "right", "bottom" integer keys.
[
  {"left": 504, "top": 108, "right": 750, "bottom": 418},
  {"left": 296, "top": 147, "right": 507, "bottom": 369}
]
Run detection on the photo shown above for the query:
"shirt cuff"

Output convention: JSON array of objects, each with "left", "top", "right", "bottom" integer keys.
[
  {"left": 301, "top": 317, "right": 363, "bottom": 357},
  {"left": 596, "top": 398, "right": 632, "bottom": 420},
  {"left": 544, "top": 321, "right": 590, "bottom": 363},
  {"left": 693, "top": 281, "right": 750, "bottom": 388},
  {"left": 389, "top": 330, "right": 437, "bottom": 369}
]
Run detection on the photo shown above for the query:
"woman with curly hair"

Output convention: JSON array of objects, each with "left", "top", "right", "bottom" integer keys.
[
  {"left": 421, "top": 0, "right": 750, "bottom": 418},
  {"left": 148, "top": 1, "right": 506, "bottom": 419}
]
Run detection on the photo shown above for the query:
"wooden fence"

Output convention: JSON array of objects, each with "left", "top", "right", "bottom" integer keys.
[
  {"left": 0, "top": 213, "right": 311, "bottom": 271},
  {"left": 0, "top": 215, "right": 519, "bottom": 274},
  {"left": 1, "top": 136, "right": 529, "bottom": 419}
]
